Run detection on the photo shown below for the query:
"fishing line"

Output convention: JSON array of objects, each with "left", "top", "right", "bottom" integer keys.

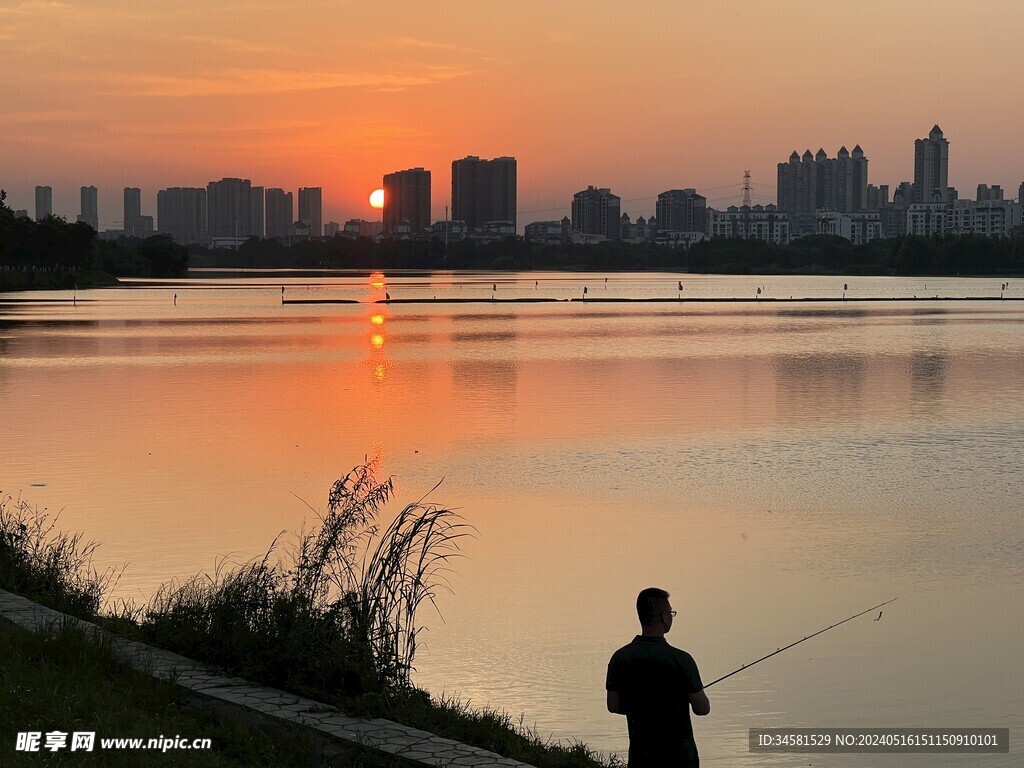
[{"left": 703, "top": 597, "right": 898, "bottom": 689}]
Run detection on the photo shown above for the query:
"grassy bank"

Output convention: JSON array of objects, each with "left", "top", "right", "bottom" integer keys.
[
  {"left": 0, "top": 618, "right": 413, "bottom": 767},
  {"left": 0, "top": 473, "right": 619, "bottom": 768}
]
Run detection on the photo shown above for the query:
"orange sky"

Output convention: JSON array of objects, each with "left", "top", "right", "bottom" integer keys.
[{"left": 2, "top": 0, "right": 1023, "bottom": 229}]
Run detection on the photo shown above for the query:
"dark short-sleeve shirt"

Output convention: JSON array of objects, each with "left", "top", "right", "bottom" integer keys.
[{"left": 606, "top": 636, "right": 704, "bottom": 768}]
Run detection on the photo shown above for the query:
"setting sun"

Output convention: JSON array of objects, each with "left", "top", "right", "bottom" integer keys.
[{"left": 369, "top": 189, "right": 385, "bottom": 209}]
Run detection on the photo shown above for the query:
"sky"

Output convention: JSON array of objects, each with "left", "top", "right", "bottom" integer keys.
[{"left": 2, "top": 0, "right": 1024, "bottom": 229}]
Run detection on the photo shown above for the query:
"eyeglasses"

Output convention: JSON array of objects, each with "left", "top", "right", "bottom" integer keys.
[{"left": 665, "top": 610, "right": 677, "bottom": 617}]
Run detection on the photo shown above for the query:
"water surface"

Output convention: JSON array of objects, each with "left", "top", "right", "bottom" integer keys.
[{"left": 2, "top": 272, "right": 1021, "bottom": 766}]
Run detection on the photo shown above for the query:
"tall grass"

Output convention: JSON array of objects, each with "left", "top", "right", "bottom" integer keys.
[
  {"left": 142, "top": 462, "right": 470, "bottom": 700},
  {"left": 0, "top": 493, "right": 117, "bottom": 618}
]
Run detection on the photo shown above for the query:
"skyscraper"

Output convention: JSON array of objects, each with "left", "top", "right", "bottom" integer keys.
[
  {"left": 298, "top": 187, "right": 323, "bottom": 237},
  {"left": 913, "top": 125, "right": 949, "bottom": 203},
  {"left": 250, "top": 186, "right": 265, "bottom": 239},
  {"left": 571, "top": 186, "right": 621, "bottom": 240},
  {"left": 207, "top": 178, "right": 254, "bottom": 239},
  {"left": 124, "top": 187, "right": 142, "bottom": 235},
  {"left": 265, "top": 188, "right": 293, "bottom": 240},
  {"left": 78, "top": 186, "right": 98, "bottom": 230},
  {"left": 656, "top": 189, "right": 707, "bottom": 233},
  {"left": 34, "top": 186, "right": 52, "bottom": 221},
  {"left": 777, "top": 145, "right": 868, "bottom": 235},
  {"left": 157, "top": 187, "right": 208, "bottom": 244},
  {"left": 383, "top": 169, "right": 431, "bottom": 235},
  {"left": 451, "top": 156, "right": 517, "bottom": 229}
]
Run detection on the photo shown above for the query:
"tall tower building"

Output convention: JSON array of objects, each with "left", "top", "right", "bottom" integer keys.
[
  {"left": 35, "top": 186, "right": 52, "bottom": 221},
  {"left": 777, "top": 145, "right": 868, "bottom": 235},
  {"left": 571, "top": 186, "right": 621, "bottom": 239},
  {"left": 157, "top": 187, "right": 208, "bottom": 244},
  {"left": 656, "top": 189, "right": 707, "bottom": 233},
  {"left": 78, "top": 186, "right": 99, "bottom": 230},
  {"left": 298, "top": 187, "right": 323, "bottom": 237},
  {"left": 207, "top": 178, "right": 254, "bottom": 239},
  {"left": 382, "top": 169, "right": 431, "bottom": 235},
  {"left": 124, "top": 187, "right": 142, "bottom": 235},
  {"left": 265, "top": 188, "right": 293, "bottom": 240},
  {"left": 451, "top": 156, "right": 517, "bottom": 229},
  {"left": 914, "top": 125, "right": 950, "bottom": 203},
  {"left": 249, "top": 186, "right": 265, "bottom": 238}
]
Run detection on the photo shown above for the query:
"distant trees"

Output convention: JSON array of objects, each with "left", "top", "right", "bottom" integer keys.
[
  {"left": 690, "top": 233, "right": 1024, "bottom": 276},
  {"left": 0, "top": 189, "right": 189, "bottom": 283}
]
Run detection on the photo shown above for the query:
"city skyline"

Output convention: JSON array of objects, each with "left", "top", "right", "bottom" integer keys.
[{"left": 2, "top": 1, "right": 1023, "bottom": 226}]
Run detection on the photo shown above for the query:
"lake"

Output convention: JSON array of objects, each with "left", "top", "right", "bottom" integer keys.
[{"left": 1, "top": 271, "right": 1021, "bottom": 767}]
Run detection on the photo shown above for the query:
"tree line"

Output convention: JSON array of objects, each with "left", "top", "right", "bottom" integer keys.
[
  {"left": 194, "top": 231, "right": 1024, "bottom": 276},
  {"left": 0, "top": 190, "right": 188, "bottom": 286}
]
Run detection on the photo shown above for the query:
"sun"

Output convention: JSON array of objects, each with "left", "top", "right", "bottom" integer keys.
[{"left": 369, "top": 189, "right": 385, "bottom": 209}]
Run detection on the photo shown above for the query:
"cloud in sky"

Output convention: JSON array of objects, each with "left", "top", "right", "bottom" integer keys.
[
  {"left": 0, "top": 1, "right": 73, "bottom": 14},
  {"left": 543, "top": 30, "right": 575, "bottom": 44},
  {"left": 71, "top": 65, "right": 474, "bottom": 98},
  {"left": 0, "top": 109, "right": 98, "bottom": 123},
  {"left": 179, "top": 35, "right": 282, "bottom": 54}
]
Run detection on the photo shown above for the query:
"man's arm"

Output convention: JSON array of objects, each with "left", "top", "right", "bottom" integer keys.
[
  {"left": 607, "top": 689, "right": 625, "bottom": 714},
  {"left": 688, "top": 689, "right": 710, "bottom": 716}
]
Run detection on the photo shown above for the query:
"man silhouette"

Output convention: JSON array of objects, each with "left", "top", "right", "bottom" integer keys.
[{"left": 607, "top": 588, "right": 710, "bottom": 767}]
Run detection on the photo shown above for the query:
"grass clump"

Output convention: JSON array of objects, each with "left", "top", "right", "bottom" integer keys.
[
  {"left": 0, "top": 494, "right": 117, "bottom": 619},
  {"left": 140, "top": 462, "right": 470, "bottom": 703}
]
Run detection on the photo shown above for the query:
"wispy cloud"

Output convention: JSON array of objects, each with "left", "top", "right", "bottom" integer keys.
[
  {"left": 389, "top": 36, "right": 492, "bottom": 56},
  {"left": 0, "top": 109, "right": 98, "bottom": 123},
  {"left": 179, "top": 35, "right": 280, "bottom": 54},
  {"left": 543, "top": 30, "right": 575, "bottom": 44},
  {"left": 0, "top": 1, "right": 72, "bottom": 14},
  {"left": 124, "top": 118, "right": 323, "bottom": 137},
  {"left": 78, "top": 66, "right": 473, "bottom": 97}
]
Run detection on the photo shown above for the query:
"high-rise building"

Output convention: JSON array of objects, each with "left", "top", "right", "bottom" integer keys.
[
  {"left": 298, "top": 187, "right": 323, "bottom": 237},
  {"left": 383, "top": 169, "right": 431, "bottom": 236},
  {"left": 78, "top": 186, "right": 98, "bottom": 230},
  {"left": 1019, "top": 182, "right": 1024, "bottom": 204},
  {"left": 451, "top": 156, "right": 517, "bottom": 230},
  {"left": 656, "top": 189, "right": 707, "bottom": 233},
  {"left": 777, "top": 145, "right": 868, "bottom": 235},
  {"left": 157, "top": 187, "right": 208, "bottom": 244},
  {"left": 324, "top": 221, "right": 340, "bottom": 238},
  {"left": 249, "top": 186, "right": 265, "bottom": 239},
  {"left": 35, "top": 186, "right": 52, "bottom": 221},
  {"left": 124, "top": 187, "right": 143, "bottom": 235},
  {"left": 913, "top": 125, "right": 949, "bottom": 203},
  {"left": 265, "top": 188, "right": 293, "bottom": 240},
  {"left": 977, "top": 184, "right": 1004, "bottom": 202},
  {"left": 866, "top": 184, "right": 889, "bottom": 210},
  {"left": 207, "top": 178, "right": 255, "bottom": 239},
  {"left": 571, "top": 186, "right": 621, "bottom": 240}
]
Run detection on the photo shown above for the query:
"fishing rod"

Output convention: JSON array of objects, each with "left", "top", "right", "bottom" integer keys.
[{"left": 703, "top": 597, "right": 898, "bottom": 689}]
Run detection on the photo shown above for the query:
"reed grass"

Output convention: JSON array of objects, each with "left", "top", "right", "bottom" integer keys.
[
  {"left": 0, "top": 493, "right": 118, "bottom": 619},
  {"left": 141, "top": 462, "right": 471, "bottom": 700}
]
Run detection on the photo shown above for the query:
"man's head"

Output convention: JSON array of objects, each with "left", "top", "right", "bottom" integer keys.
[{"left": 636, "top": 587, "right": 675, "bottom": 635}]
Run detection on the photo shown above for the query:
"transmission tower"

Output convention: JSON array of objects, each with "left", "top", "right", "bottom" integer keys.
[{"left": 742, "top": 170, "right": 752, "bottom": 208}]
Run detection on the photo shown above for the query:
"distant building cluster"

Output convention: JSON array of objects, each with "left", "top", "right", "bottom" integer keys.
[
  {"left": 15, "top": 125, "right": 1024, "bottom": 250},
  {"left": 380, "top": 157, "right": 518, "bottom": 244}
]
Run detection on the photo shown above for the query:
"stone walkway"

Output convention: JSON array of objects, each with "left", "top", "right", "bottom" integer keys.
[{"left": 0, "top": 588, "right": 535, "bottom": 767}]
